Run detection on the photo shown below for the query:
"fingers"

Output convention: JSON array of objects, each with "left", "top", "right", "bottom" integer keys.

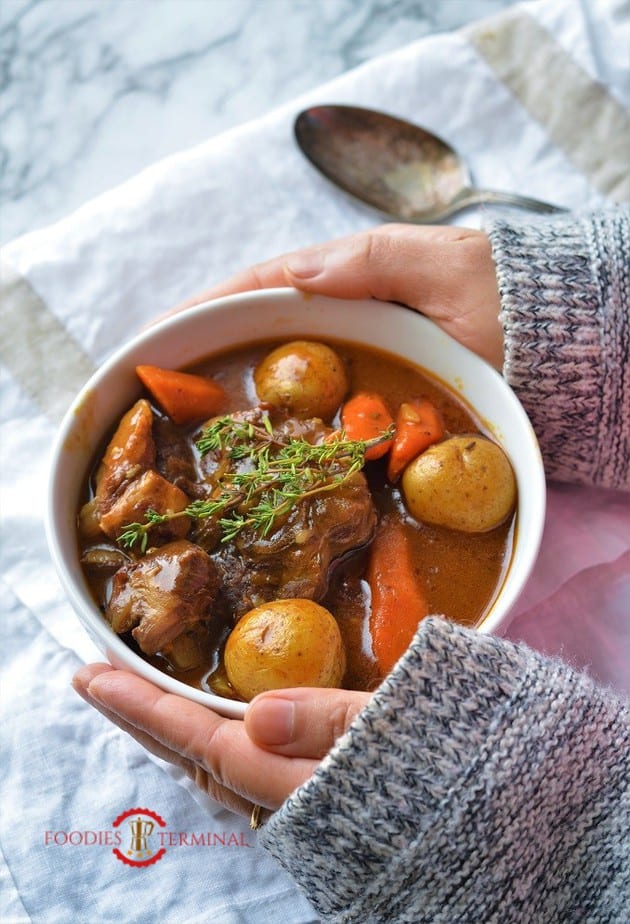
[
  {"left": 283, "top": 224, "right": 472, "bottom": 303},
  {"left": 73, "top": 662, "right": 115, "bottom": 687},
  {"left": 167, "top": 224, "right": 468, "bottom": 311},
  {"left": 72, "top": 664, "right": 204, "bottom": 779},
  {"left": 282, "top": 225, "right": 503, "bottom": 367},
  {"left": 283, "top": 226, "right": 420, "bottom": 302},
  {"left": 73, "top": 668, "right": 373, "bottom": 815},
  {"left": 245, "top": 687, "right": 371, "bottom": 759},
  {"left": 162, "top": 223, "right": 503, "bottom": 368},
  {"left": 72, "top": 666, "right": 317, "bottom": 812}
]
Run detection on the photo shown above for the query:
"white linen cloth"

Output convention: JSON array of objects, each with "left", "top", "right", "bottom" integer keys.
[{"left": 1, "top": 1, "right": 629, "bottom": 921}]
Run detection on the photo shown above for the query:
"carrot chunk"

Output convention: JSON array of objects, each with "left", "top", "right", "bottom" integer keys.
[
  {"left": 387, "top": 398, "right": 444, "bottom": 482},
  {"left": 136, "top": 365, "right": 225, "bottom": 426},
  {"left": 341, "top": 392, "right": 394, "bottom": 460},
  {"left": 367, "top": 519, "right": 429, "bottom": 675}
]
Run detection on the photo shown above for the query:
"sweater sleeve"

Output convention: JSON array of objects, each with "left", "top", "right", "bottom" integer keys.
[
  {"left": 488, "top": 208, "right": 629, "bottom": 491},
  {"left": 259, "top": 618, "right": 629, "bottom": 923}
]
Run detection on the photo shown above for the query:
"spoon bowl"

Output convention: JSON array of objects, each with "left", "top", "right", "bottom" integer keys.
[{"left": 294, "top": 105, "right": 566, "bottom": 223}]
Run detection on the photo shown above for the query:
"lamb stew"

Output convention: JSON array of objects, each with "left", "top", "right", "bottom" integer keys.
[{"left": 77, "top": 337, "right": 517, "bottom": 701}]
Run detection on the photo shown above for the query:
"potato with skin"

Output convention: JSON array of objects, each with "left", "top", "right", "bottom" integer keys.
[
  {"left": 401, "top": 435, "right": 516, "bottom": 533},
  {"left": 254, "top": 340, "right": 348, "bottom": 421},
  {"left": 224, "top": 598, "right": 346, "bottom": 701}
]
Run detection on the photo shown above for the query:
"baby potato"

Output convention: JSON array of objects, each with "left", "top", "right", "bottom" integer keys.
[
  {"left": 254, "top": 340, "right": 348, "bottom": 420},
  {"left": 401, "top": 435, "right": 516, "bottom": 533},
  {"left": 224, "top": 598, "right": 346, "bottom": 701}
]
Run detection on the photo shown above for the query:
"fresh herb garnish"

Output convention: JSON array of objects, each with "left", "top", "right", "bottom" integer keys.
[{"left": 118, "top": 414, "right": 393, "bottom": 552}]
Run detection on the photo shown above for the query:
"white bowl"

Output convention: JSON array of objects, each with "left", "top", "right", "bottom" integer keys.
[{"left": 47, "top": 288, "right": 546, "bottom": 718}]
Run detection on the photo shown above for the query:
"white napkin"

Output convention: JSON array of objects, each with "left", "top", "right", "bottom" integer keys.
[{"left": 1, "top": 1, "right": 629, "bottom": 921}]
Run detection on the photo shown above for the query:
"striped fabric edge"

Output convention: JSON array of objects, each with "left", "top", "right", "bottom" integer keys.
[
  {"left": 466, "top": 7, "right": 630, "bottom": 202},
  {"left": 0, "top": 258, "right": 95, "bottom": 421}
]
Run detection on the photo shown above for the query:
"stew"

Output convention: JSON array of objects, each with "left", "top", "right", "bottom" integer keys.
[{"left": 77, "top": 337, "right": 516, "bottom": 700}]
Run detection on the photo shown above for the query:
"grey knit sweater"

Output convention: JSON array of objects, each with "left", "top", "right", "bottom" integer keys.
[
  {"left": 494, "top": 209, "right": 629, "bottom": 491},
  {"left": 259, "top": 209, "right": 630, "bottom": 923}
]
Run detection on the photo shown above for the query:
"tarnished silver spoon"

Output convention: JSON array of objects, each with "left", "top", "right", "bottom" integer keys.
[{"left": 294, "top": 105, "right": 567, "bottom": 223}]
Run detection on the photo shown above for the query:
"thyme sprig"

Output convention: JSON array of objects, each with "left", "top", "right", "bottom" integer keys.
[{"left": 118, "top": 414, "right": 393, "bottom": 552}]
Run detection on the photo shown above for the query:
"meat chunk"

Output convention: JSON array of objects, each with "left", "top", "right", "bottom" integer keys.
[
  {"left": 154, "top": 415, "right": 199, "bottom": 494},
  {"left": 107, "top": 539, "right": 219, "bottom": 658},
  {"left": 214, "top": 470, "right": 376, "bottom": 617},
  {"left": 95, "top": 399, "right": 155, "bottom": 513},
  {"left": 99, "top": 468, "right": 191, "bottom": 542},
  {"left": 199, "top": 409, "right": 377, "bottom": 617}
]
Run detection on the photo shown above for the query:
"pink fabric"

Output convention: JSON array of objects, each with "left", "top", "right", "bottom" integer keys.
[{"left": 505, "top": 482, "right": 630, "bottom": 694}]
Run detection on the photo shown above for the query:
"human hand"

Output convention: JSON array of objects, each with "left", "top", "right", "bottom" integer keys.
[
  {"left": 72, "top": 663, "right": 370, "bottom": 818},
  {"left": 174, "top": 224, "right": 504, "bottom": 369},
  {"left": 73, "top": 225, "right": 501, "bottom": 816}
]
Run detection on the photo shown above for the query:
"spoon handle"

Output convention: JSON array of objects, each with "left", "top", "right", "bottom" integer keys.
[{"left": 454, "top": 187, "right": 567, "bottom": 215}]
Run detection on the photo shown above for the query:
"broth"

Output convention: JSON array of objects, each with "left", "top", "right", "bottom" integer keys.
[{"left": 78, "top": 337, "right": 515, "bottom": 699}]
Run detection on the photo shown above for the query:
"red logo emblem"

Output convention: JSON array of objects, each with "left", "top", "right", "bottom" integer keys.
[{"left": 112, "top": 808, "right": 167, "bottom": 867}]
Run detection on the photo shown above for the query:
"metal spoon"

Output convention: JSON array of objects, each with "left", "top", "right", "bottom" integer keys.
[{"left": 294, "top": 105, "right": 566, "bottom": 223}]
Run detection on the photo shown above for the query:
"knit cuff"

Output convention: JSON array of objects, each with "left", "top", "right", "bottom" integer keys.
[
  {"left": 488, "top": 209, "right": 629, "bottom": 490},
  {"left": 259, "top": 617, "right": 629, "bottom": 922}
]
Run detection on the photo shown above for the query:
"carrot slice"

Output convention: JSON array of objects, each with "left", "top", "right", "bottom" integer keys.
[
  {"left": 387, "top": 398, "right": 444, "bottom": 482},
  {"left": 136, "top": 365, "right": 225, "bottom": 425},
  {"left": 341, "top": 392, "right": 394, "bottom": 460},
  {"left": 367, "top": 518, "right": 429, "bottom": 675}
]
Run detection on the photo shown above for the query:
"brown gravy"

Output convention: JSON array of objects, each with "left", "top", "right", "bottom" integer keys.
[{"left": 79, "top": 337, "right": 515, "bottom": 698}]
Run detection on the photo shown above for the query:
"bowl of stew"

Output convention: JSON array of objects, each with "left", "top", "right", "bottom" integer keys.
[{"left": 47, "top": 288, "right": 546, "bottom": 718}]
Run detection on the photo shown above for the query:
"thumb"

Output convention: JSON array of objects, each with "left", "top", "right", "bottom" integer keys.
[
  {"left": 245, "top": 687, "right": 371, "bottom": 759},
  {"left": 283, "top": 223, "right": 479, "bottom": 305},
  {"left": 284, "top": 225, "right": 432, "bottom": 304},
  {"left": 284, "top": 224, "right": 503, "bottom": 368}
]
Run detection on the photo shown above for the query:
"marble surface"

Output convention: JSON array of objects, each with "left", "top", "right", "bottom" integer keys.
[{"left": 1, "top": 0, "right": 522, "bottom": 246}]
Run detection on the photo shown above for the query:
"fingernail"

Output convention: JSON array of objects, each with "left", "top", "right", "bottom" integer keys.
[
  {"left": 284, "top": 249, "right": 325, "bottom": 279},
  {"left": 83, "top": 673, "right": 119, "bottom": 706},
  {"left": 71, "top": 675, "right": 90, "bottom": 701},
  {"left": 246, "top": 696, "right": 295, "bottom": 745},
  {"left": 72, "top": 667, "right": 89, "bottom": 688}
]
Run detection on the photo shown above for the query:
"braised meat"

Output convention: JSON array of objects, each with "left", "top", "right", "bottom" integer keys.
[
  {"left": 196, "top": 410, "right": 377, "bottom": 617},
  {"left": 77, "top": 338, "right": 516, "bottom": 698},
  {"left": 90, "top": 399, "right": 376, "bottom": 668},
  {"left": 88, "top": 399, "right": 194, "bottom": 543},
  {"left": 95, "top": 399, "right": 155, "bottom": 514},
  {"left": 212, "top": 470, "right": 376, "bottom": 617},
  {"left": 107, "top": 539, "right": 219, "bottom": 660},
  {"left": 99, "top": 469, "right": 191, "bottom": 542},
  {"left": 153, "top": 415, "right": 199, "bottom": 495}
]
